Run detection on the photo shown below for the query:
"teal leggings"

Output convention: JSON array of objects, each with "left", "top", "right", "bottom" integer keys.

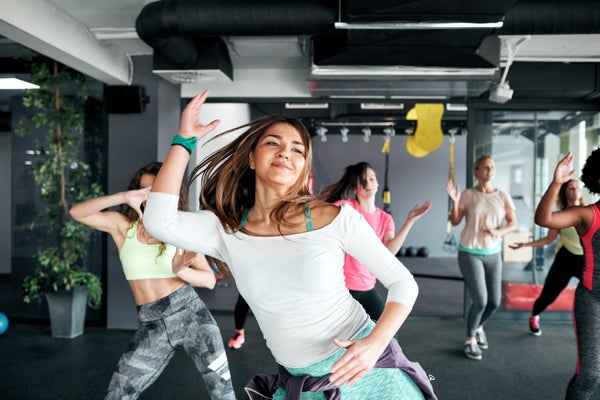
[{"left": 272, "top": 321, "right": 424, "bottom": 400}]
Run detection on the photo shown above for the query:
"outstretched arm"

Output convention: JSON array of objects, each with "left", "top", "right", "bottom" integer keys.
[
  {"left": 330, "top": 214, "right": 418, "bottom": 385},
  {"left": 384, "top": 201, "right": 432, "bottom": 255},
  {"left": 144, "top": 90, "right": 224, "bottom": 257},
  {"left": 509, "top": 229, "right": 559, "bottom": 249}
]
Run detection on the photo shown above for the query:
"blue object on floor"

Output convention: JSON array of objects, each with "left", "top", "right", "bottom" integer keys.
[{"left": 0, "top": 312, "right": 8, "bottom": 335}]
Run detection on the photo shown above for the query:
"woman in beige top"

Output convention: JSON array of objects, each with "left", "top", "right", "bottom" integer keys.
[{"left": 446, "top": 154, "right": 517, "bottom": 360}]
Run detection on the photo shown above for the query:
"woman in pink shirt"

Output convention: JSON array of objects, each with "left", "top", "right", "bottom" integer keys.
[{"left": 319, "top": 162, "right": 431, "bottom": 320}]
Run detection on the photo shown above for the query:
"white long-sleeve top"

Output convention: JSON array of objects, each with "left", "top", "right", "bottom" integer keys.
[{"left": 145, "top": 192, "right": 418, "bottom": 368}]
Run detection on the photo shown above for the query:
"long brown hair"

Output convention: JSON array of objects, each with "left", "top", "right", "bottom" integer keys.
[
  {"left": 186, "top": 115, "right": 315, "bottom": 276},
  {"left": 556, "top": 179, "right": 585, "bottom": 210},
  {"left": 318, "top": 161, "right": 374, "bottom": 202}
]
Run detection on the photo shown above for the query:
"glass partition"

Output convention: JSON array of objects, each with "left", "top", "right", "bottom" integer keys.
[{"left": 470, "top": 109, "right": 600, "bottom": 288}]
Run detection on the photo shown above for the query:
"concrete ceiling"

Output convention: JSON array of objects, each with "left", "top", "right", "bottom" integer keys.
[{"left": 2, "top": 0, "right": 600, "bottom": 108}]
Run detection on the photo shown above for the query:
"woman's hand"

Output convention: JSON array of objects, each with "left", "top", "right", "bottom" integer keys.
[
  {"left": 446, "top": 179, "right": 461, "bottom": 203},
  {"left": 407, "top": 201, "right": 432, "bottom": 222},
  {"left": 178, "top": 90, "right": 221, "bottom": 141},
  {"left": 172, "top": 249, "right": 198, "bottom": 275},
  {"left": 553, "top": 152, "right": 577, "bottom": 185},
  {"left": 509, "top": 242, "right": 525, "bottom": 250},
  {"left": 329, "top": 336, "right": 386, "bottom": 386},
  {"left": 123, "top": 187, "right": 151, "bottom": 220}
]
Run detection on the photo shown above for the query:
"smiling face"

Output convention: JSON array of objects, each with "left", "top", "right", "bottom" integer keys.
[
  {"left": 249, "top": 122, "right": 307, "bottom": 191},
  {"left": 353, "top": 167, "right": 379, "bottom": 200}
]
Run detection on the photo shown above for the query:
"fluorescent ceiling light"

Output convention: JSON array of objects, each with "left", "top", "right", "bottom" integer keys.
[
  {"left": 0, "top": 78, "right": 39, "bottom": 90},
  {"left": 334, "top": 21, "right": 503, "bottom": 30},
  {"left": 285, "top": 103, "right": 329, "bottom": 109},
  {"left": 319, "top": 121, "right": 395, "bottom": 127},
  {"left": 360, "top": 103, "right": 404, "bottom": 110},
  {"left": 390, "top": 95, "right": 449, "bottom": 100},
  {"left": 329, "top": 95, "right": 387, "bottom": 99},
  {"left": 446, "top": 103, "right": 468, "bottom": 111},
  {"left": 311, "top": 65, "right": 498, "bottom": 78}
]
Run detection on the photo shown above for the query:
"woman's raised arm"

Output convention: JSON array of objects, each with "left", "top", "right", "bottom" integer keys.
[{"left": 151, "top": 90, "right": 220, "bottom": 196}]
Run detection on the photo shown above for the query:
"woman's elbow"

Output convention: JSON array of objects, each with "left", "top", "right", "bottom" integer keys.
[
  {"left": 69, "top": 205, "right": 83, "bottom": 223},
  {"left": 142, "top": 209, "right": 164, "bottom": 237},
  {"left": 534, "top": 214, "right": 548, "bottom": 226},
  {"left": 206, "top": 277, "right": 216, "bottom": 290}
]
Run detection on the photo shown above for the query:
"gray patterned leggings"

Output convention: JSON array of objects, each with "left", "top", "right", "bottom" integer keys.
[
  {"left": 105, "top": 284, "right": 236, "bottom": 400},
  {"left": 566, "top": 285, "right": 600, "bottom": 400},
  {"left": 458, "top": 251, "right": 502, "bottom": 337}
]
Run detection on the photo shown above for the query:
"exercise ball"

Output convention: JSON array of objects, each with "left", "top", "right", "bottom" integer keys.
[
  {"left": 417, "top": 246, "right": 430, "bottom": 257},
  {"left": 405, "top": 246, "right": 417, "bottom": 257},
  {"left": 397, "top": 247, "right": 406, "bottom": 257},
  {"left": 0, "top": 312, "right": 8, "bottom": 335}
]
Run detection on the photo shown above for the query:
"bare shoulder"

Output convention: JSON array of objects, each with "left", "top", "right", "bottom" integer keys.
[{"left": 309, "top": 201, "right": 342, "bottom": 229}]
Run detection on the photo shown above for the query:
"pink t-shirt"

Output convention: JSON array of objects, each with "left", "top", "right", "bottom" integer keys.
[{"left": 334, "top": 199, "right": 395, "bottom": 290}]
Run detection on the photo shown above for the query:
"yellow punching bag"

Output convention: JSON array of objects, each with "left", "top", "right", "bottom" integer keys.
[
  {"left": 413, "top": 103, "right": 444, "bottom": 152},
  {"left": 405, "top": 106, "right": 429, "bottom": 158}
]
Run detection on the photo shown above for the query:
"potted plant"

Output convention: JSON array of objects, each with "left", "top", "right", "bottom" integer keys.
[{"left": 16, "top": 53, "right": 104, "bottom": 338}]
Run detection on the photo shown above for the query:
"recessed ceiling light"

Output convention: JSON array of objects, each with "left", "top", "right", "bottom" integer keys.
[{"left": 0, "top": 78, "right": 39, "bottom": 90}]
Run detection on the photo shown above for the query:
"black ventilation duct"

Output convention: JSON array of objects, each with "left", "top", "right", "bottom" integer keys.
[
  {"left": 135, "top": 0, "right": 600, "bottom": 97},
  {"left": 135, "top": 0, "right": 338, "bottom": 82},
  {"left": 500, "top": 0, "right": 600, "bottom": 35}
]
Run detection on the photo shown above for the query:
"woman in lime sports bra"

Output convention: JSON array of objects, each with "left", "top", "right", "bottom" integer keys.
[
  {"left": 509, "top": 179, "right": 585, "bottom": 336},
  {"left": 70, "top": 162, "right": 235, "bottom": 400}
]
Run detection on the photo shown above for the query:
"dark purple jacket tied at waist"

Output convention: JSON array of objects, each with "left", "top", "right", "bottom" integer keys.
[{"left": 244, "top": 338, "right": 437, "bottom": 400}]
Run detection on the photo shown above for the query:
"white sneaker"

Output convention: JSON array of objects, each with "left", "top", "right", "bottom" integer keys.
[
  {"left": 476, "top": 328, "right": 488, "bottom": 349},
  {"left": 464, "top": 340, "right": 482, "bottom": 360}
]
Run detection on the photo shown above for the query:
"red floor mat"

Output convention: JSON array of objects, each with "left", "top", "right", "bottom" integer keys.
[{"left": 501, "top": 282, "right": 575, "bottom": 311}]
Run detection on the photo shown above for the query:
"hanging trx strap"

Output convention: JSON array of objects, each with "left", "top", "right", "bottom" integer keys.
[
  {"left": 443, "top": 133, "right": 458, "bottom": 252},
  {"left": 381, "top": 136, "right": 391, "bottom": 213}
]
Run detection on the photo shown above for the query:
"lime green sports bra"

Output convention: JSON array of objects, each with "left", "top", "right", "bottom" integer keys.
[{"left": 119, "top": 221, "right": 177, "bottom": 281}]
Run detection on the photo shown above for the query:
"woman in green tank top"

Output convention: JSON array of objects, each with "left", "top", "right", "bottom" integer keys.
[
  {"left": 70, "top": 162, "right": 236, "bottom": 400},
  {"left": 509, "top": 179, "right": 585, "bottom": 336}
]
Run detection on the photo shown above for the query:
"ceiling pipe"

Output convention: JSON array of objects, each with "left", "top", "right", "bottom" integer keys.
[
  {"left": 135, "top": 0, "right": 600, "bottom": 83},
  {"left": 500, "top": 0, "right": 600, "bottom": 34},
  {"left": 136, "top": 0, "right": 337, "bottom": 71}
]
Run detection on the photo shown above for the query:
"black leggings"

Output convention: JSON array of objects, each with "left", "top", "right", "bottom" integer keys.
[
  {"left": 532, "top": 247, "right": 583, "bottom": 316},
  {"left": 349, "top": 288, "right": 385, "bottom": 321},
  {"left": 234, "top": 295, "right": 250, "bottom": 330}
]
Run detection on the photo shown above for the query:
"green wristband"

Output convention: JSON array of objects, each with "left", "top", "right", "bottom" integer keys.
[{"left": 171, "top": 134, "right": 197, "bottom": 154}]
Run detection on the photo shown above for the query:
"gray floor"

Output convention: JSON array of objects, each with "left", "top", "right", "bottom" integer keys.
[
  {"left": 2, "top": 256, "right": 585, "bottom": 399},
  {"left": 0, "top": 313, "right": 590, "bottom": 400}
]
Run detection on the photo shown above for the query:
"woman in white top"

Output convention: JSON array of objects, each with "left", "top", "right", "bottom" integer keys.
[
  {"left": 144, "top": 91, "right": 437, "bottom": 399},
  {"left": 446, "top": 154, "right": 517, "bottom": 361}
]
